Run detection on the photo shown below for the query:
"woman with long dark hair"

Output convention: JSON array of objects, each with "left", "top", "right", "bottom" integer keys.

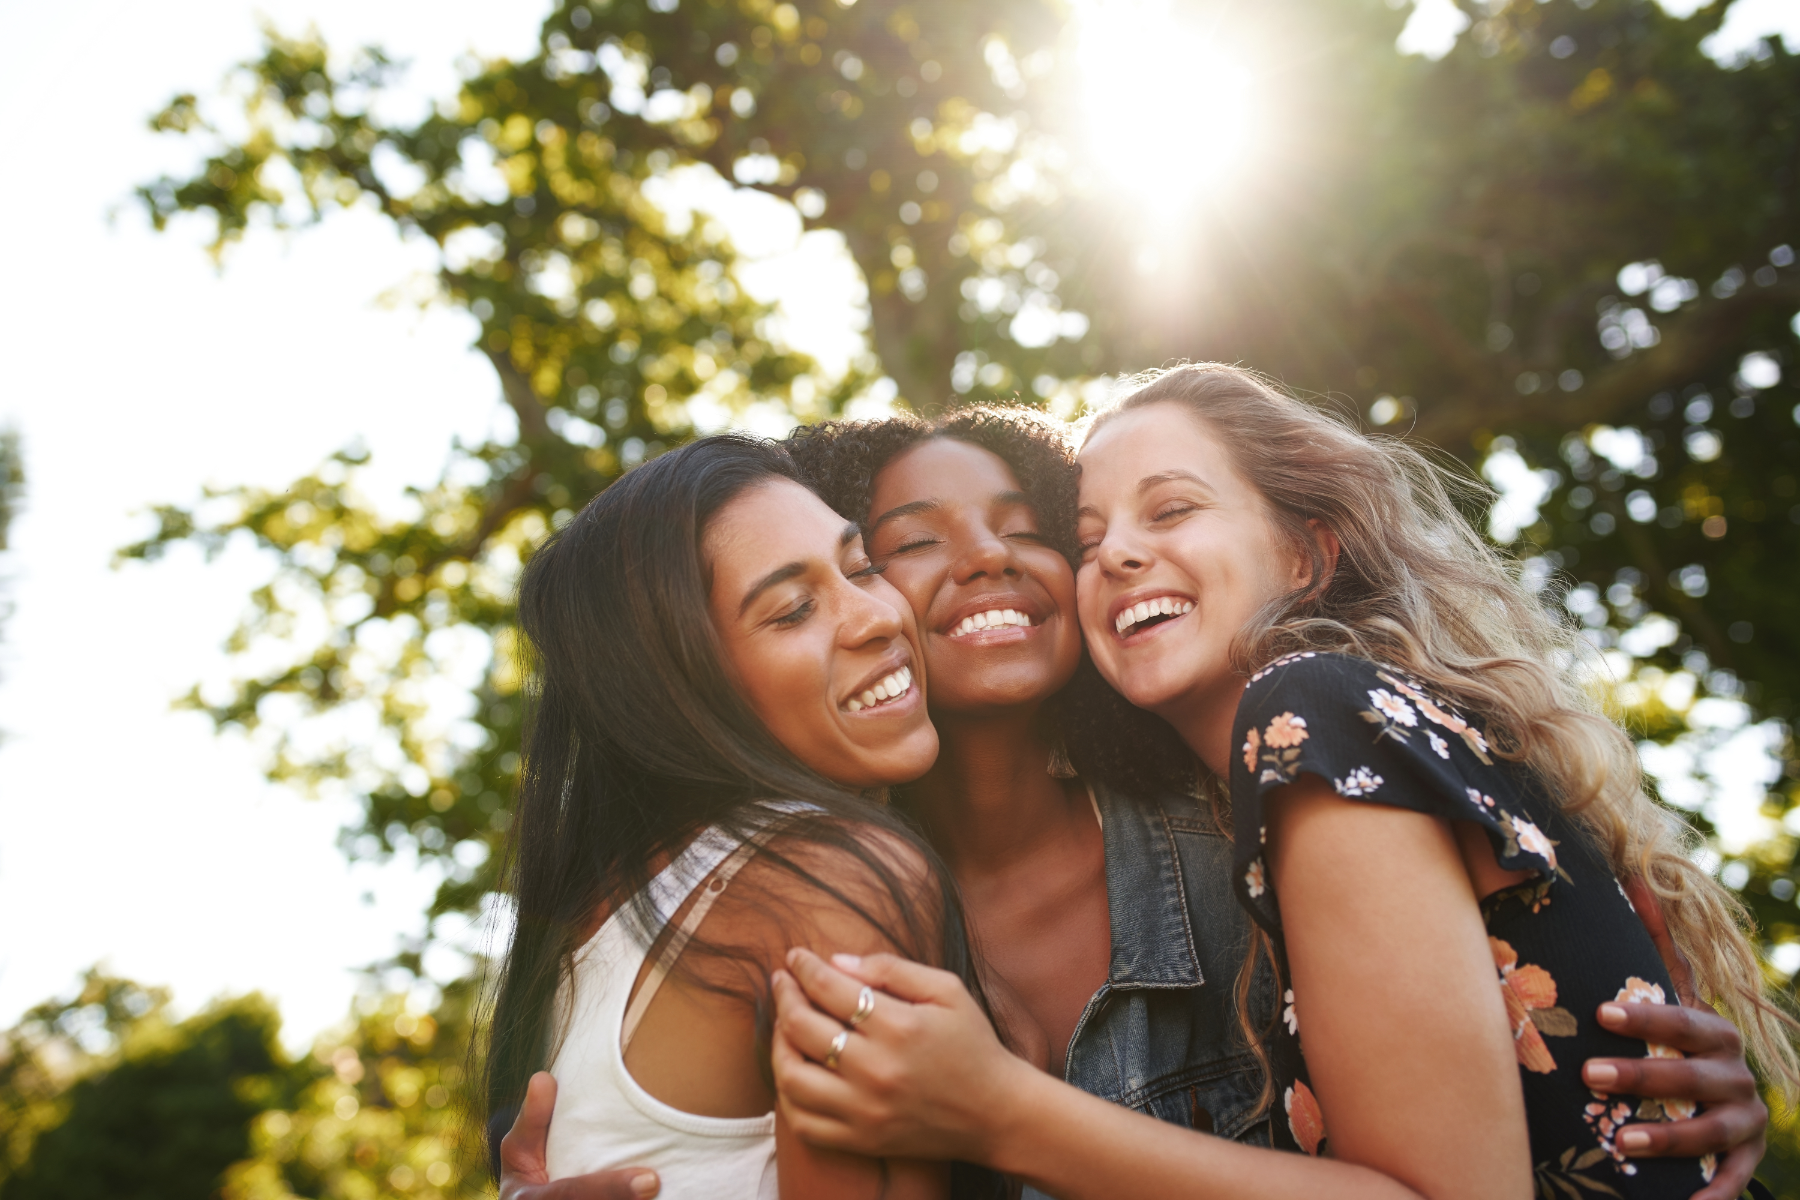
[{"left": 482, "top": 434, "right": 987, "bottom": 1199}]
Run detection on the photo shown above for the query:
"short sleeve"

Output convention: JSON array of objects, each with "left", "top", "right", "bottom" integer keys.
[{"left": 1229, "top": 652, "right": 1562, "bottom": 934}]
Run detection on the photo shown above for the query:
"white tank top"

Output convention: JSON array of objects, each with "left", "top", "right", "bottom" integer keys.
[{"left": 544, "top": 826, "right": 778, "bottom": 1198}]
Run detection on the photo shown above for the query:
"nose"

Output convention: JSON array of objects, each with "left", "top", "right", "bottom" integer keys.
[
  {"left": 1096, "top": 527, "right": 1151, "bottom": 577},
  {"left": 838, "top": 576, "right": 906, "bottom": 649},
  {"left": 949, "top": 521, "right": 1018, "bottom": 584}
]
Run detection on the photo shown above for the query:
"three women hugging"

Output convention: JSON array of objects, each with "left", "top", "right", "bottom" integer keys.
[{"left": 483, "top": 364, "right": 1790, "bottom": 1200}]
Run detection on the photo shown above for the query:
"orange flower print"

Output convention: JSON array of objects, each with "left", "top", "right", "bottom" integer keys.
[
  {"left": 1242, "top": 725, "right": 1261, "bottom": 773},
  {"left": 1491, "top": 937, "right": 1577, "bottom": 1074},
  {"left": 1508, "top": 814, "right": 1558, "bottom": 872},
  {"left": 1244, "top": 857, "right": 1267, "bottom": 898},
  {"left": 1285, "top": 1080, "right": 1326, "bottom": 1156},
  {"left": 1264, "top": 712, "right": 1309, "bottom": 748}
]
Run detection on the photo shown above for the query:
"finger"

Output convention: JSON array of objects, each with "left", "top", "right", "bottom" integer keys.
[
  {"left": 500, "top": 1072, "right": 556, "bottom": 1182},
  {"left": 770, "top": 1018, "right": 873, "bottom": 1118},
  {"left": 1616, "top": 1107, "right": 1766, "bottom": 1159},
  {"left": 1687, "top": 1138, "right": 1763, "bottom": 1200},
  {"left": 825, "top": 951, "right": 969, "bottom": 1007},
  {"left": 1596, "top": 1002, "right": 1741, "bottom": 1056},
  {"left": 786, "top": 947, "right": 894, "bottom": 1022},
  {"left": 1582, "top": 1056, "right": 1757, "bottom": 1103},
  {"left": 772, "top": 970, "right": 859, "bottom": 1063}
]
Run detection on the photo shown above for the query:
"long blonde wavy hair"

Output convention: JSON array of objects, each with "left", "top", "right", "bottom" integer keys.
[{"left": 1086, "top": 362, "right": 1800, "bottom": 1102}]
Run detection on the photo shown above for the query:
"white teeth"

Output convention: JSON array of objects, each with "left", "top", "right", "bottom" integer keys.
[
  {"left": 847, "top": 667, "right": 912, "bottom": 713},
  {"left": 951, "top": 608, "right": 1033, "bottom": 637},
  {"left": 1116, "top": 597, "right": 1195, "bottom": 637}
]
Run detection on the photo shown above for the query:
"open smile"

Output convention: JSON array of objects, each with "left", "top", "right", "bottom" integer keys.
[
  {"left": 1112, "top": 594, "right": 1195, "bottom": 640},
  {"left": 942, "top": 596, "right": 1043, "bottom": 641},
  {"left": 842, "top": 663, "right": 915, "bottom": 714}
]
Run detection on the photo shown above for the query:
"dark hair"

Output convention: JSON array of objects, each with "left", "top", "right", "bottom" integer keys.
[
  {"left": 784, "top": 406, "right": 1197, "bottom": 796},
  {"left": 481, "top": 434, "right": 985, "bottom": 1147}
]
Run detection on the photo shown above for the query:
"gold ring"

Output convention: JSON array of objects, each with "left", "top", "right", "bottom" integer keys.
[
  {"left": 848, "top": 986, "right": 876, "bottom": 1029},
  {"left": 825, "top": 1029, "right": 850, "bottom": 1071}
]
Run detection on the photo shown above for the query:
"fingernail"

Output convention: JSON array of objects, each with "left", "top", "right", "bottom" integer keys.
[
  {"left": 631, "top": 1171, "right": 661, "bottom": 1197},
  {"left": 831, "top": 953, "right": 862, "bottom": 969},
  {"left": 1584, "top": 1063, "right": 1619, "bottom": 1088},
  {"left": 787, "top": 947, "right": 803, "bottom": 967},
  {"left": 1599, "top": 1003, "right": 1627, "bottom": 1026},
  {"left": 1619, "top": 1128, "right": 1651, "bottom": 1151}
]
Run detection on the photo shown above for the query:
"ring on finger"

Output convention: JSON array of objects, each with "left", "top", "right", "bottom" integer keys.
[
  {"left": 825, "top": 1029, "right": 850, "bottom": 1071},
  {"left": 848, "top": 986, "right": 876, "bottom": 1029}
]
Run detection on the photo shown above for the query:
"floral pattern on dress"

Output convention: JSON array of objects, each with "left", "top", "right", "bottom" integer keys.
[
  {"left": 1284, "top": 1079, "right": 1326, "bottom": 1156},
  {"left": 1493, "top": 937, "right": 1578, "bottom": 1073},
  {"left": 1333, "top": 766, "right": 1384, "bottom": 797},
  {"left": 1230, "top": 653, "right": 1712, "bottom": 1195},
  {"left": 1252, "top": 712, "right": 1310, "bottom": 784}
]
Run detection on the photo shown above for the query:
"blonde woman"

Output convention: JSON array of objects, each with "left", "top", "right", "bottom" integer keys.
[{"left": 768, "top": 365, "right": 1793, "bottom": 1200}]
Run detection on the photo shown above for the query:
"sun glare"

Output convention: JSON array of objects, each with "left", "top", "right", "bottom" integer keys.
[{"left": 1072, "top": 0, "right": 1259, "bottom": 219}]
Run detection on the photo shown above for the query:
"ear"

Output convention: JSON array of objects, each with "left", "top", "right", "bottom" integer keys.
[{"left": 1295, "top": 518, "right": 1341, "bottom": 593}]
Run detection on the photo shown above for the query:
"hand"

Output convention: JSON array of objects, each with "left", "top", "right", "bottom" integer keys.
[
  {"left": 1582, "top": 1003, "right": 1766, "bottom": 1200},
  {"left": 499, "top": 1072, "right": 661, "bottom": 1200},
  {"left": 770, "top": 948, "right": 1032, "bottom": 1162}
]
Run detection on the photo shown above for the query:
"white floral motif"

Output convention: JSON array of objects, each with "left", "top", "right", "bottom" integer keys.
[
  {"left": 1248, "top": 651, "right": 1318, "bottom": 685},
  {"left": 1333, "top": 767, "right": 1384, "bottom": 797},
  {"left": 1467, "top": 787, "right": 1497, "bottom": 810},
  {"left": 1427, "top": 730, "right": 1449, "bottom": 759},
  {"left": 1245, "top": 857, "right": 1266, "bottom": 897},
  {"left": 1367, "top": 689, "right": 1418, "bottom": 726},
  {"left": 1509, "top": 814, "right": 1558, "bottom": 871},
  {"left": 1283, "top": 988, "right": 1299, "bottom": 1035}
]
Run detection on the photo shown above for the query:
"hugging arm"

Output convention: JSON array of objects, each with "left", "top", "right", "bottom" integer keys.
[
  {"left": 773, "top": 780, "right": 1536, "bottom": 1200},
  {"left": 496, "top": 1073, "right": 659, "bottom": 1200},
  {"left": 1579, "top": 878, "right": 1768, "bottom": 1200}
]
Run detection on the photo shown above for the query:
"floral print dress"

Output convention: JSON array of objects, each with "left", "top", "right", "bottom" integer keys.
[{"left": 1230, "top": 652, "right": 1716, "bottom": 1198}]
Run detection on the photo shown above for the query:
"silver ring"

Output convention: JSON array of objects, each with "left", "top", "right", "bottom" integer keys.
[
  {"left": 848, "top": 986, "right": 876, "bottom": 1029},
  {"left": 825, "top": 1028, "right": 850, "bottom": 1071}
]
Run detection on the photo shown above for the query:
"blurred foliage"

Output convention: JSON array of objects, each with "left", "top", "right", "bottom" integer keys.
[
  {"left": 112, "top": 0, "right": 1800, "bottom": 1174},
  {"left": 0, "top": 971, "right": 482, "bottom": 1200},
  {"left": 0, "top": 971, "right": 290, "bottom": 1199}
]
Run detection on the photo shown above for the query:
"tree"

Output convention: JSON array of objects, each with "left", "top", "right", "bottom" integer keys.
[
  {"left": 124, "top": 0, "right": 1799, "bottom": 1013},
  {"left": 0, "top": 972, "right": 292, "bottom": 1200}
]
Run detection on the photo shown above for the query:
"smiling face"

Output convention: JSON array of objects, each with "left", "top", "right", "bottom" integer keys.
[
  {"left": 865, "top": 438, "right": 1081, "bottom": 718},
  {"left": 704, "top": 478, "right": 939, "bottom": 788},
  {"left": 1075, "top": 402, "right": 1309, "bottom": 763}
]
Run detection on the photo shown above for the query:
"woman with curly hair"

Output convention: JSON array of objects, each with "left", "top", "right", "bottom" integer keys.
[{"left": 768, "top": 373, "right": 1787, "bottom": 1200}]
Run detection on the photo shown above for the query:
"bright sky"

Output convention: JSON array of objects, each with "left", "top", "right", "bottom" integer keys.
[{"left": 0, "top": 0, "right": 1794, "bottom": 1052}]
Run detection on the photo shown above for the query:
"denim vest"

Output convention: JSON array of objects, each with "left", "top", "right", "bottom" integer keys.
[{"left": 1061, "top": 780, "right": 1276, "bottom": 1144}]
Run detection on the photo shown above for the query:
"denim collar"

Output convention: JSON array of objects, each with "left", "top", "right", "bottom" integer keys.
[{"left": 1091, "top": 780, "right": 1204, "bottom": 988}]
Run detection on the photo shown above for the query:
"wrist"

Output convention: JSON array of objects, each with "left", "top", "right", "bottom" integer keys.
[{"left": 975, "top": 1055, "right": 1062, "bottom": 1178}]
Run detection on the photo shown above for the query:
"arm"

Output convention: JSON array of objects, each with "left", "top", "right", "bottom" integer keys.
[
  {"left": 498, "top": 1073, "right": 660, "bottom": 1200},
  {"left": 771, "top": 952, "right": 1420, "bottom": 1200},
  {"left": 633, "top": 831, "right": 947, "bottom": 1200},
  {"left": 770, "top": 780, "right": 1536, "bottom": 1199}
]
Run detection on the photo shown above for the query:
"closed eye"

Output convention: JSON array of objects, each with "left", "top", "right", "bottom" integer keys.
[
  {"left": 771, "top": 599, "right": 815, "bottom": 628},
  {"left": 847, "top": 560, "right": 889, "bottom": 581},
  {"left": 889, "top": 537, "right": 940, "bottom": 554},
  {"left": 1152, "top": 502, "right": 1198, "bottom": 523}
]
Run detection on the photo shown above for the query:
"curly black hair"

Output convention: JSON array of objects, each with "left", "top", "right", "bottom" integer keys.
[{"left": 783, "top": 404, "right": 1196, "bottom": 797}]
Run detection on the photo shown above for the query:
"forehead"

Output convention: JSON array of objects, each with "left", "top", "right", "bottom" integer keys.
[
  {"left": 1078, "top": 402, "right": 1233, "bottom": 491},
  {"left": 705, "top": 478, "right": 845, "bottom": 580},
  {"left": 872, "top": 437, "right": 1022, "bottom": 510}
]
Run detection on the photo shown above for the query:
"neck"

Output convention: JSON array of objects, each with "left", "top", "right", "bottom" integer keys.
[
  {"left": 907, "top": 706, "right": 1088, "bottom": 877},
  {"left": 1159, "top": 683, "right": 1242, "bottom": 779}
]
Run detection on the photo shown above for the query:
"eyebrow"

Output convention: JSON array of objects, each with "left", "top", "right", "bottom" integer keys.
[
  {"left": 1075, "top": 471, "right": 1213, "bottom": 522},
  {"left": 737, "top": 523, "right": 862, "bottom": 616},
  {"left": 870, "top": 490, "right": 1034, "bottom": 532}
]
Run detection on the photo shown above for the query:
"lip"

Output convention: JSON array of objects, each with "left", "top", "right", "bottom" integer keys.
[
  {"left": 938, "top": 593, "right": 1046, "bottom": 641},
  {"left": 1107, "top": 590, "right": 1196, "bottom": 643},
  {"left": 839, "top": 649, "right": 918, "bottom": 714}
]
